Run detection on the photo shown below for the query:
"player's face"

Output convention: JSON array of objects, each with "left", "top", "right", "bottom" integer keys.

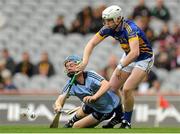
[
  {"left": 65, "top": 61, "right": 77, "bottom": 74},
  {"left": 103, "top": 19, "right": 116, "bottom": 29}
]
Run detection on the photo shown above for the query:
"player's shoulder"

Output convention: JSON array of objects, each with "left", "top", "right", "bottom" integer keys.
[
  {"left": 85, "top": 70, "right": 104, "bottom": 81},
  {"left": 124, "top": 18, "right": 136, "bottom": 26},
  {"left": 64, "top": 78, "right": 71, "bottom": 86},
  {"left": 62, "top": 78, "right": 71, "bottom": 93},
  {"left": 124, "top": 19, "right": 137, "bottom": 33},
  {"left": 101, "top": 26, "right": 112, "bottom": 31},
  {"left": 99, "top": 26, "right": 113, "bottom": 35},
  {"left": 86, "top": 70, "right": 99, "bottom": 77}
]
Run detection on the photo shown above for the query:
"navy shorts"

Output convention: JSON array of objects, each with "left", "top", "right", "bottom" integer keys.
[{"left": 82, "top": 104, "right": 114, "bottom": 122}]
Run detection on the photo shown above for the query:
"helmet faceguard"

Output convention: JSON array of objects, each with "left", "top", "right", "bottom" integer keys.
[{"left": 64, "top": 55, "right": 82, "bottom": 78}]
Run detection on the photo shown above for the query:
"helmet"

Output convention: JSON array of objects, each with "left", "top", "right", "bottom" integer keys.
[
  {"left": 64, "top": 55, "right": 82, "bottom": 65},
  {"left": 64, "top": 55, "right": 82, "bottom": 77},
  {"left": 102, "top": 5, "right": 122, "bottom": 20}
]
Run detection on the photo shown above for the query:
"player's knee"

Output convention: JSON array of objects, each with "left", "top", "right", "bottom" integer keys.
[{"left": 123, "top": 88, "right": 133, "bottom": 98}]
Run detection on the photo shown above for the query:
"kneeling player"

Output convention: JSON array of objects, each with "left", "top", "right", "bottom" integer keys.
[{"left": 54, "top": 55, "right": 123, "bottom": 128}]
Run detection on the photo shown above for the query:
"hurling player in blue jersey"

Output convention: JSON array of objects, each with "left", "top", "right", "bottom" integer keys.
[
  {"left": 77, "top": 5, "right": 154, "bottom": 128},
  {"left": 54, "top": 55, "right": 123, "bottom": 128}
]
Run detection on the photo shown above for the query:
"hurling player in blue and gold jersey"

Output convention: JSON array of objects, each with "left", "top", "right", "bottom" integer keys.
[{"left": 77, "top": 5, "right": 154, "bottom": 128}]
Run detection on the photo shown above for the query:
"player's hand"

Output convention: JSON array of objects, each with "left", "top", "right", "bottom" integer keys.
[
  {"left": 76, "top": 62, "right": 87, "bottom": 72},
  {"left": 83, "top": 96, "right": 97, "bottom": 103},
  {"left": 53, "top": 104, "right": 62, "bottom": 113},
  {"left": 115, "top": 63, "right": 124, "bottom": 76}
]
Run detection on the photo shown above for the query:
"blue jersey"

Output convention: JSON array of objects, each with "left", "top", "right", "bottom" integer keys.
[
  {"left": 62, "top": 71, "right": 119, "bottom": 113},
  {"left": 97, "top": 19, "right": 153, "bottom": 61}
]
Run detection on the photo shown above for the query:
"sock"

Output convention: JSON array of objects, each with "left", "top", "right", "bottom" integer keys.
[
  {"left": 114, "top": 104, "right": 124, "bottom": 121},
  {"left": 108, "top": 104, "right": 124, "bottom": 126},
  {"left": 123, "top": 111, "right": 133, "bottom": 123},
  {"left": 118, "top": 104, "right": 124, "bottom": 118},
  {"left": 70, "top": 114, "right": 80, "bottom": 123}
]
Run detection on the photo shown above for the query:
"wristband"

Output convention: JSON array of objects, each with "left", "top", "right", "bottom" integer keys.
[{"left": 117, "top": 63, "right": 125, "bottom": 70}]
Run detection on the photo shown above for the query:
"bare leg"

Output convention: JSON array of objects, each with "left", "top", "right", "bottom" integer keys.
[
  {"left": 64, "top": 107, "right": 88, "bottom": 128},
  {"left": 76, "top": 107, "right": 88, "bottom": 118},
  {"left": 102, "top": 68, "right": 130, "bottom": 128},
  {"left": 73, "top": 114, "right": 99, "bottom": 128},
  {"left": 109, "top": 68, "right": 130, "bottom": 93},
  {"left": 110, "top": 68, "right": 130, "bottom": 110},
  {"left": 122, "top": 67, "right": 147, "bottom": 124}
]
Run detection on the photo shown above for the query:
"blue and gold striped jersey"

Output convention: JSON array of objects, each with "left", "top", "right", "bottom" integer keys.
[
  {"left": 96, "top": 19, "right": 153, "bottom": 61},
  {"left": 62, "top": 71, "right": 119, "bottom": 113}
]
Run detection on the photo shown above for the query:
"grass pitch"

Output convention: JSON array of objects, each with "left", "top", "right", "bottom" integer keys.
[{"left": 0, "top": 125, "right": 180, "bottom": 133}]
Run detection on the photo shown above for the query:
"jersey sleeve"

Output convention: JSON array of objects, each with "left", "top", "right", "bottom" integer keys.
[{"left": 96, "top": 26, "right": 110, "bottom": 40}]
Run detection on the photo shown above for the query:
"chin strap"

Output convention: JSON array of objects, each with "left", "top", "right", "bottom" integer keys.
[{"left": 115, "top": 17, "right": 124, "bottom": 31}]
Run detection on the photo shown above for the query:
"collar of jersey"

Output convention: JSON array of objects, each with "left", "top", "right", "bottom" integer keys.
[{"left": 74, "top": 72, "right": 87, "bottom": 85}]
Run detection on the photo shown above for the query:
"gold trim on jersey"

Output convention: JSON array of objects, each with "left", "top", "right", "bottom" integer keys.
[
  {"left": 120, "top": 43, "right": 152, "bottom": 54},
  {"left": 139, "top": 37, "right": 145, "bottom": 44},
  {"left": 120, "top": 44, "right": 130, "bottom": 52},
  {"left": 128, "top": 36, "right": 138, "bottom": 42},
  {"left": 140, "top": 51, "right": 153, "bottom": 55},
  {"left": 124, "top": 23, "right": 132, "bottom": 33},
  {"left": 140, "top": 43, "right": 147, "bottom": 47},
  {"left": 96, "top": 32, "right": 106, "bottom": 40},
  {"left": 140, "top": 48, "right": 151, "bottom": 51}
]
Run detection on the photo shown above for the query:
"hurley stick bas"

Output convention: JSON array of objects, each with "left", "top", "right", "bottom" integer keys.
[{"left": 50, "top": 74, "right": 77, "bottom": 128}]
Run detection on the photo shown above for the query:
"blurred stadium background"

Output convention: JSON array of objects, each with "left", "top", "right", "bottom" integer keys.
[{"left": 0, "top": 0, "right": 180, "bottom": 128}]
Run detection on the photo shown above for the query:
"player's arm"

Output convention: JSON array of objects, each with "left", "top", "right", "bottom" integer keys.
[
  {"left": 54, "top": 93, "right": 67, "bottom": 113},
  {"left": 54, "top": 82, "right": 72, "bottom": 112},
  {"left": 92, "top": 79, "right": 110, "bottom": 100},
  {"left": 77, "top": 33, "right": 105, "bottom": 71},
  {"left": 119, "top": 36, "right": 140, "bottom": 68},
  {"left": 83, "top": 79, "right": 110, "bottom": 103}
]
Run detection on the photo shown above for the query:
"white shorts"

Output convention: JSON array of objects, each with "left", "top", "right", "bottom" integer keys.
[{"left": 119, "top": 54, "right": 154, "bottom": 73}]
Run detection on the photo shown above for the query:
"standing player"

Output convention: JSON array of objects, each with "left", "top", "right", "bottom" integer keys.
[
  {"left": 77, "top": 5, "right": 154, "bottom": 128},
  {"left": 54, "top": 55, "right": 123, "bottom": 128}
]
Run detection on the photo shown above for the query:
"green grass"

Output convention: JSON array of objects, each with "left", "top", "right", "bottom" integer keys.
[{"left": 0, "top": 125, "right": 180, "bottom": 133}]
